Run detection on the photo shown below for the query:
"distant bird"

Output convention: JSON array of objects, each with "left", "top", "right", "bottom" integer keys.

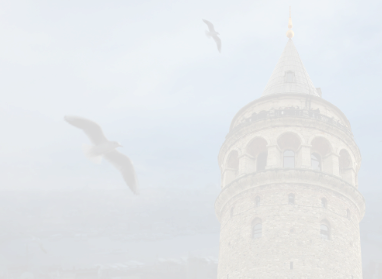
[
  {"left": 20, "top": 232, "right": 48, "bottom": 254},
  {"left": 203, "top": 19, "right": 221, "bottom": 52},
  {"left": 64, "top": 116, "right": 138, "bottom": 194}
]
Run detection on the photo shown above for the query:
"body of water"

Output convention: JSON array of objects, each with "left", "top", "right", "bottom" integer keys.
[
  {"left": 0, "top": 234, "right": 382, "bottom": 271},
  {"left": 0, "top": 234, "right": 219, "bottom": 270}
]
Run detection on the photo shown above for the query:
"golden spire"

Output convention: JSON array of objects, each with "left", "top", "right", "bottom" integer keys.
[{"left": 286, "top": 6, "right": 294, "bottom": 39}]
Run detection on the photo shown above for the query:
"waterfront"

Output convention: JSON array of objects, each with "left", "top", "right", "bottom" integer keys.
[
  {"left": 0, "top": 234, "right": 382, "bottom": 271},
  {"left": 0, "top": 234, "right": 219, "bottom": 270}
]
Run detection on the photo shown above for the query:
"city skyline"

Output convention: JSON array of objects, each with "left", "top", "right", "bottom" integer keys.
[{"left": 0, "top": 0, "right": 381, "bottom": 278}]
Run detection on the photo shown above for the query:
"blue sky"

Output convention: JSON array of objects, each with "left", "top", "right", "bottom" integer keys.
[{"left": 0, "top": 0, "right": 381, "bottom": 193}]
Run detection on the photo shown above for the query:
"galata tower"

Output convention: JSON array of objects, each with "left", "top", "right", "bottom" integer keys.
[{"left": 216, "top": 11, "right": 365, "bottom": 279}]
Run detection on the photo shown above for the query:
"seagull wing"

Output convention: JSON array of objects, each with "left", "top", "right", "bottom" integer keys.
[
  {"left": 212, "top": 35, "right": 221, "bottom": 52},
  {"left": 65, "top": 116, "right": 108, "bottom": 145},
  {"left": 202, "top": 19, "right": 215, "bottom": 32},
  {"left": 104, "top": 150, "right": 138, "bottom": 194},
  {"left": 30, "top": 236, "right": 47, "bottom": 254},
  {"left": 38, "top": 243, "right": 48, "bottom": 254},
  {"left": 37, "top": 241, "right": 47, "bottom": 254}
]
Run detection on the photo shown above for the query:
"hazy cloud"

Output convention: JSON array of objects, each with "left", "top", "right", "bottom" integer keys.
[{"left": 0, "top": 0, "right": 381, "bottom": 277}]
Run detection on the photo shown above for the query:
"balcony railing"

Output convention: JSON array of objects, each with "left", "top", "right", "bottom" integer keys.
[{"left": 228, "top": 108, "right": 352, "bottom": 137}]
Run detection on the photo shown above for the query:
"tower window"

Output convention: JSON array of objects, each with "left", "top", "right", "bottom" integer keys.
[
  {"left": 320, "top": 221, "right": 330, "bottom": 240},
  {"left": 252, "top": 223, "right": 263, "bottom": 238},
  {"left": 290, "top": 262, "right": 294, "bottom": 270},
  {"left": 257, "top": 152, "right": 267, "bottom": 171},
  {"left": 311, "top": 153, "right": 321, "bottom": 171},
  {"left": 285, "top": 71, "right": 295, "bottom": 83},
  {"left": 347, "top": 209, "right": 351, "bottom": 220},
  {"left": 288, "top": 193, "right": 295, "bottom": 205},
  {"left": 255, "top": 196, "right": 261, "bottom": 207},
  {"left": 283, "top": 150, "right": 295, "bottom": 168},
  {"left": 230, "top": 207, "right": 234, "bottom": 218},
  {"left": 321, "top": 198, "right": 327, "bottom": 209}
]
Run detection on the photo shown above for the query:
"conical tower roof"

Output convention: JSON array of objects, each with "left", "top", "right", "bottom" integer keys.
[{"left": 262, "top": 39, "right": 320, "bottom": 97}]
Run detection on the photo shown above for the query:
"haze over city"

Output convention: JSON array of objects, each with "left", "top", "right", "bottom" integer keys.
[
  {"left": 0, "top": 0, "right": 381, "bottom": 278},
  {"left": 0, "top": 1, "right": 382, "bottom": 192}
]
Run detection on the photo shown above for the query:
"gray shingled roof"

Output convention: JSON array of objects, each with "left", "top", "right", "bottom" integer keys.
[{"left": 262, "top": 39, "right": 319, "bottom": 97}]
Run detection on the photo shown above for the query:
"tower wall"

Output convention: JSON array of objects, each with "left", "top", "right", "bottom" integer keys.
[
  {"left": 216, "top": 94, "right": 365, "bottom": 278},
  {"left": 218, "top": 173, "right": 362, "bottom": 279}
]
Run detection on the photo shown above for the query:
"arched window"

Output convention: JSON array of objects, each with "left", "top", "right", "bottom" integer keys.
[
  {"left": 288, "top": 193, "right": 295, "bottom": 205},
  {"left": 230, "top": 207, "right": 234, "bottom": 218},
  {"left": 288, "top": 193, "right": 295, "bottom": 204},
  {"left": 285, "top": 72, "right": 294, "bottom": 82},
  {"left": 257, "top": 152, "right": 267, "bottom": 171},
  {"left": 255, "top": 196, "right": 261, "bottom": 207},
  {"left": 283, "top": 150, "right": 295, "bottom": 168},
  {"left": 321, "top": 198, "right": 327, "bottom": 209},
  {"left": 347, "top": 209, "right": 351, "bottom": 220},
  {"left": 252, "top": 223, "right": 263, "bottom": 238},
  {"left": 320, "top": 221, "right": 330, "bottom": 240},
  {"left": 311, "top": 153, "right": 321, "bottom": 171}
]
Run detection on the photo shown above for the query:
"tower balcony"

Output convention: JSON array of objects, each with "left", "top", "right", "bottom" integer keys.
[
  {"left": 227, "top": 107, "right": 352, "bottom": 139},
  {"left": 221, "top": 116, "right": 359, "bottom": 190}
]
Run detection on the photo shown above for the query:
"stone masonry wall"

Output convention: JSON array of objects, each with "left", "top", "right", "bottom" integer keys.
[
  {"left": 217, "top": 183, "right": 362, "bottom": 279},
  {"left": 216, "top": 94, "right": 364, "bottom": 279}
]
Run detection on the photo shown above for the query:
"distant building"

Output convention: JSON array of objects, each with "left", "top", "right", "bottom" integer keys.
[
  {"left": 7, "top": 264, "right": 27, "bottom": 279},
  {"left": 155, "top": 257, "right": 185, "bottom": 274},
  {"left": 108, "top": 271, "right": 142, "bottom": 279},
  {"left": 124, "top": 260, "right": 145, "bottom": 269},
  {"left": 38, "top": 265, "right": 62, "bottom": 279},
  {"left": 60, "top": 266, "right": 101, "bottom": 279},
  {"left": 186, "top": 257, "right": 218, "bottom": 279}
]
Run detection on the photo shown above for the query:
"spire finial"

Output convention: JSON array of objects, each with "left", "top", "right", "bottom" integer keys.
[{"left": 286, "top": 6, "right": 294, "bottom": 39}]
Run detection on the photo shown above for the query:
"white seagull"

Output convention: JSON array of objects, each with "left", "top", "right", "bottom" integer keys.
[
  {"left": 20, "top": 232, "right": 48, "bottom": 254},
  {"left": 65, "top": 116, "right": 138, "bottom": 194},
  {"left": 203, "top": 19, "right": 221, "bottom": 53}
]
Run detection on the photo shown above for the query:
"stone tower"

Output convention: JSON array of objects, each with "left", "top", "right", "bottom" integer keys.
[{"left": 216, "top": 13, "right": 365, "bottom": 279}]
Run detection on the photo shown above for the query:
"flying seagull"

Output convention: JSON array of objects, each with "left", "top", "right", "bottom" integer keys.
[
  {"left": 203, "top": 19, "right": 221, "bottom": 53},
  {"left": 64, "top": 116, "right": 138, "bottom": 194},
  {"left": 20, "top": 232, "right": 48, "bottom": 254}
]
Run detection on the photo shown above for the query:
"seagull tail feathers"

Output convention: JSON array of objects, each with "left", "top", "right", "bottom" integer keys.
[{"left": 82, "top": 144, "right": 103, "bottom": 164}]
